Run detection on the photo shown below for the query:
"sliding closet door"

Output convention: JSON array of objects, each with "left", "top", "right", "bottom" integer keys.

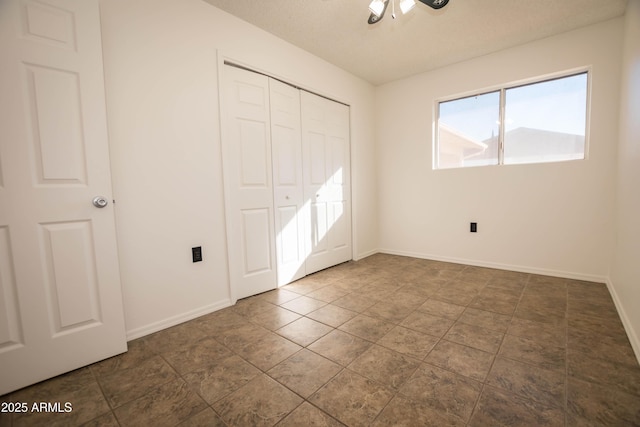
[
  {"left": 301, "top": 91, "right": 352, "bottom": 274},
  {"left": 270, "top": 79, "right": 308, "bottom": 286},
  {"left": 220, "top": 66, "right": 277, "bottom": 300}
]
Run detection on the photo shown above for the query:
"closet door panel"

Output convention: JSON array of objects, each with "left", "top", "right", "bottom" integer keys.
[
  {"left": 301, "top": 91, "right": 352, "bottom": 274},
  {"left": 270, "top": 79, "right": 306, "bottom": 286},
  {"left": 221, "top": 66, "right": 276, "bottom": 300}
]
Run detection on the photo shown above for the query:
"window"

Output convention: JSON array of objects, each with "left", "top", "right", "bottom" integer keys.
[{"left": 435, "top": 72, "right": 589, "bottom": 169}]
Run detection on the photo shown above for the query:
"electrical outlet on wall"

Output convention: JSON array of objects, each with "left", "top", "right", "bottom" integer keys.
[
  {"left": 470, "top": 222, "right": 477, "bottom": 233},
  {"left": 192, "top": 246, "right": 203, "bottom": 262}
]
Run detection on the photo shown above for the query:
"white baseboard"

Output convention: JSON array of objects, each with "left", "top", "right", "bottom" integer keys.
[
  {"left": 126, "top": 299, "right": 233, "bottom": 341},
  {"left": 605, "top": 278, "right": 640, "bottom": 365},
  {"left": 353, "top": 248, "right": 378, "bottom": 261},
  {"left": 376, "top": 248, "right": 609, "bottom": 283}
]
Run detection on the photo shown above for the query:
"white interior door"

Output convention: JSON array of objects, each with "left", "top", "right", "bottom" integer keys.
[
  {"left": 221, "top": 65, "right": 277, "bottom": 300},
  {"left": 301, "top": 91, "right": 352, "bottom": 274},
  {"left": 269, "top": 79, "right": 308, "bottom": 287},
  {"left": 0, "top": 0, "right": 127, "bottom": 395}
]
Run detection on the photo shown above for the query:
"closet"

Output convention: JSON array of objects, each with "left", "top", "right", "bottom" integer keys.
[{"left": 220, "top": 64, "right": 352, "bottom": 300}]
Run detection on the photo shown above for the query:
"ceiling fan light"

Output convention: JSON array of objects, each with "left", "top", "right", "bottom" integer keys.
[
  {"left": 369, "top": 0, "right": 386, "bottom": 17},
  {"left": 399, "top": 0, "right": 416, "bottom": 14}
]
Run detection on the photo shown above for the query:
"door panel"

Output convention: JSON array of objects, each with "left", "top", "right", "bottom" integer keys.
[
  {"left": 270, "top": 79, "right": 306, "bottom": 286},
  {"left": 0, "top": 0, "right": 127, "bottom": 395},
  {"left": 26, "top": 65, "right": 87, "bottom": 184},
  {"left": 301, "top": 91, "right": 352, "bottom": 274},
  {"left": 0, "top": 227, "right": 22, "bottom": 352},
  {"left": 40, "top": 220, "right": 101, "bottom": 332},
  {"left": 238, "top": 120, "right": 269, "bottom": 187},
  {"left": 221, "top": 66, "right": 277, "bottom": 300},
  {"left": 241, "top": 208, "right": 273, "bottom": 275}
]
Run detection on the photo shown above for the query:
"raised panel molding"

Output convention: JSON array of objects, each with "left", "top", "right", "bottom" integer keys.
[
  {"left": 25, "top": 64, "right": 87, "bottom": 185},
  {"left": 21, "top": 0, "right": 77, "bottom": 50},
  {"left": 272, "top": 126, "right": 297, "bottom": 186},
  {"left": 237, "top": 81, "right": 266, "bottom": 108},
  {"left": 309, "top": 132, "right": 326, "bottom": 186},
  {"left": 331, "top": 201, "right": 348, "bottom": 249},
  {"left": 277, "top": 205, "right": 300, "bottom": 264},
  {"left": 240, "top": 209, "right": 272, "bottom": 276},
  {"left": 0, "top": 226, "right": 24, "bottom": 353},
  {"left": 0, "top": 156, "right": 4, "bottom": 189},
  {"left": 239, "top": 120, "right": 268, "bottom": 187},
  {"left": 40, "top": 220, "right": 102, "bottom": 336}
]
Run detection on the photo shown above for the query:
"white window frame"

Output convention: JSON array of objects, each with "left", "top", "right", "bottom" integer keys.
[{"left": 433, "top": 68, "right": 591, "bottom": 170}]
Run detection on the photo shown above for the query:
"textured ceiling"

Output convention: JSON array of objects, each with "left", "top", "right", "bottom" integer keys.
[{"left": 202, "top": 0, "right": 628, "bottom": 85}]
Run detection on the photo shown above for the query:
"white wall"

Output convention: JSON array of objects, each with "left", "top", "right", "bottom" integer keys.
[
  {"left": 99, "top": 0, "right": 377, "bottom": 338},
  {"left": 611, "top": 0, "right": 640, "bottom": 360},
  {"left": 376, "top": 19, "right": 623, "bottom": 281}
]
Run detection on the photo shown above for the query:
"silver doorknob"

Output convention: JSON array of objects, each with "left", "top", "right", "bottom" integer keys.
[{"left": 92, "top": 196, "right": 108, "bottom": 208}]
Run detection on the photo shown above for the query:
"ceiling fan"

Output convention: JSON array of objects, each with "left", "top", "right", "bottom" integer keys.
[{"left": 368, "top": 0, "right": 449, "bottom": 24}]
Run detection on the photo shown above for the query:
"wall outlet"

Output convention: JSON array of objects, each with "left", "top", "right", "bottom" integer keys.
[
  {"left": 470, "top": 222, "right": 477, "bottom": 233},
  {"left": 192, "top": 246, "right": 203, "bottom": 262}
]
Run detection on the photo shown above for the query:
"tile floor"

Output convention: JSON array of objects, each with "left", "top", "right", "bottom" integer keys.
[{"left": 2, "top": 254, "right": 640, "bottom": 426}]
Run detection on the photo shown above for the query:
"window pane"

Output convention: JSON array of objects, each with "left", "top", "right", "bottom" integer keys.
[
  {"left": 437, "top": 91, "right": 500, "bottom": 169},
  {"left": 503, "top": 73, "right": 587, "bottom": 165}
]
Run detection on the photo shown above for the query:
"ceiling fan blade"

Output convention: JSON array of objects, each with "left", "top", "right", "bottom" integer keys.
[
  {"left": 417, "top": 0, "right": 449, "bottom": 9},
  {"left": 368, "top": 0, "right": 390, "bottom": 24}
]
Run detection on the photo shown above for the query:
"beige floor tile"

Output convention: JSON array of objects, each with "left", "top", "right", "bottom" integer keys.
[
  {"left": 567, "top": 377, "right": 640, "bottom": 426},
  {"left": 162, "top": 336, "right": 234, "bottom": 374},
  {"left": 458, "top": 307, "right": 512, "bottom": 333},
  {"left": 257, "top": 288, "right": 301, "bottom": 305},
  {"left": 399, "top": 363, "right": 482, "bottom": 422},
  {"left": 306, "top": 303, "right": 358, "bottom": 327},
  {"left": 567, "top": 350, "right": 640, "bottom": 396},
  {"left": 400, "top": 311, "right": 455, "bottom": 337},
  {"left": 309, "top": 370, "right": 393, "bottom": 427},
  {"left": 247, "top": 305, "right": 301, "bottom": 331},
  {"left": 364, "top": 300, "right": 415, "bottom": 324},
  {"left": 444, "top": 322, "right": 504, "bottom": 354},
  {"left": 372, "top": 395, "right": 466, "bottom": 426},
  {"left": 236, "top": 332, "right": 302, "bottom": 371},
  {"left": 183, "top": 354, "right": 261, "bottom": 404},
  {"left": 99, "top": 355, "right": 179, "bottom": 408},
  {"left": 417, "top": 298, "right": 466, "bottom": 320},
  {"left": 280, "top": 295, "right": 328, "bottom": 315},
  {"left": 377, "top": 325, "right": 439, "bottom": 360},
  {"left": 332, "top": 293, "right": 377, "bottom": 312},
  {"left": 113, "top": 379, "right": 207, "bottom": 427},
  {"left": 507, "top": 317, "right": 567, "bottom": 348},
  {"left": 11, "top": 380, "right": 111, "bottom": 427},
  {"left": 308, "top": 329, "right": 372, "bottom": 366},
  {"left": 90, "top": 339, "right": 155, "bottom": 377},
  {"left": 469, "top": 386, "right": 564, "bottom": 427},
  {"left": 277, "top": 402, "right": 345, "bottom": 426},
  {"left": 348, "top": 345, "right": 420, "bottom": 391},
  {"left": 338, "top": 314, "right": 395, "bottom": 342},
  {"left": 425, "top": 340, "right": 494, "bottom": 382},
  {"left": 213, "top": 374, "right": 302, "bottom": 427},
  {"left": 306, "top": 285, "right": 350, "bottom": 303},
  {"left": 486, "top": 357, "right": 565, "bottom": 408},
  {"left": 177, "top": 407, "right": 227, "bottom": 426},
  {"left": 267, "top": 349, "right": 341, "bottom": 397},
  {"left": 142, "top": 321, "right": 209, "bottom": 354},
  {"left": 499, "top": 334, "right": 565, "bottom": 372},
  {"left": 276, "top": 317, "right": 333, "bottom": 347}
]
